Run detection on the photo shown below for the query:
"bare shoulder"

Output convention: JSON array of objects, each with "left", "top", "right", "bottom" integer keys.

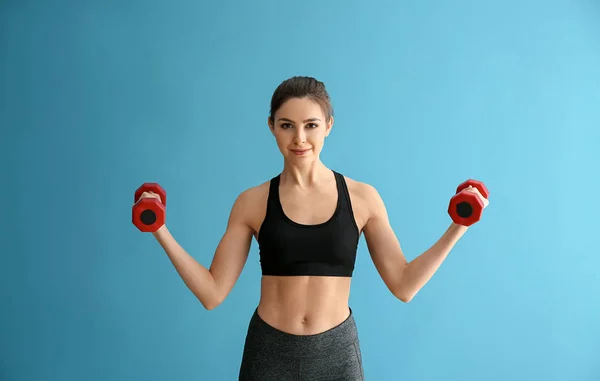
[
  {"left": 342, "top": 175, "right": 384, "bottom": 210},
  {"left": 231, "top": 179, "right": 271, "bottom": 235},
  {"left": 341, "top": 175, "right": 386, "bottom": 230},
  {"left": 236, "top": 180, "right": 270, "bottom": 205}
]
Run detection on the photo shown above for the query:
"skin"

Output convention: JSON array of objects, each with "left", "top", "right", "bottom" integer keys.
[{"left": 142, "top": 96, "right": 490, "bottom": 335}]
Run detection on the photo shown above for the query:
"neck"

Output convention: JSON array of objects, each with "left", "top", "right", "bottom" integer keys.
[{"left": 280, "top": 159, "right": 330, "bottom": 188}]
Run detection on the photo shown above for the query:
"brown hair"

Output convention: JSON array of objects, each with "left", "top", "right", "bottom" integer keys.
[{"left": 269, "top": 76, "right": 333, "bottom": 123}]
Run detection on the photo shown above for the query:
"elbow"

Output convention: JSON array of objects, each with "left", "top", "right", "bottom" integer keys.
[
  {"left": 196, "top": 289, "right": 223, "bottom": 310},
  {"left": 393, "top": 287, "right": 415, "bottom": 303},
  {"left": 203, "top": 302, "right": 218, "bottom": 310},
  {"left": 200, "top": 297, "right": 222, "bottom": 310}
]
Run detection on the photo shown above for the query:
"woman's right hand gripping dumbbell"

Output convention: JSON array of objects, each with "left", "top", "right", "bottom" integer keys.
[{"left": 132, "top": 183, "right": 167, "bottom": 233}]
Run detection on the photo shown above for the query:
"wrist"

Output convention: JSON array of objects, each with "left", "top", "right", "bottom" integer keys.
[
  {"left": 152, "top": 224, "right": 168, "bottom": 240},
  {"left": 449, "top": 222, "right": 468, "bottom": 232},
  {"left": 446, "top": 222, "right": 468, "bottom": 243}
]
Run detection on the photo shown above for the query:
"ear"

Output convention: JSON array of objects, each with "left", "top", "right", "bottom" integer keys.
[
  {"left": 268, "top": 117, "right": 275, "bottom": 135},
  {"left": 325, "top": 116, "right": 334, "bottom": 137}
]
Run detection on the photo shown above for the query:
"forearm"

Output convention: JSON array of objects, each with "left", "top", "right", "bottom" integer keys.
[
  {"left": 397, "top": 223, "right": 468, "bottom": 301},
  {"left": 153, "top": 226, "right": 219, "bottom": 309}
]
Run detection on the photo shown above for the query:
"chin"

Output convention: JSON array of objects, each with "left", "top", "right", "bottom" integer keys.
[{"left": 285, "top": 154, "right": 314, "bottom": 163}]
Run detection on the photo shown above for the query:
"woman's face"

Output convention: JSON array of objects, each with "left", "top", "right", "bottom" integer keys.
[{"left": 269, "top": 97, "right": 333, "bottom": 163}]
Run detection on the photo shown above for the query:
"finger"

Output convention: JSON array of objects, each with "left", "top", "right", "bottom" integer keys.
[{"left": 139, "top": 192, "right": 158, "bottom": 201}]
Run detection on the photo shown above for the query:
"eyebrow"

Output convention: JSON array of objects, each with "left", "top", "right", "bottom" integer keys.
[{"left": 276, "top": 117, "right": 321, "bottom": 123}]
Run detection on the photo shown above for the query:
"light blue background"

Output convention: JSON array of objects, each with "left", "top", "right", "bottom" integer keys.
[{"left": 2, "top": 1, "right": 599, "bottom": 380}]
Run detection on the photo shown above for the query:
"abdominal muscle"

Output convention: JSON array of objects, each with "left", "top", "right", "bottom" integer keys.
[{"left": 256, "top": 275, "right": 352, "bottom": 335}]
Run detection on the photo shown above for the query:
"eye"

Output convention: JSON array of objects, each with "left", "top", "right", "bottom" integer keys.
[
  {"left": 280, "top": 123, "right": 293, "bottom": 129},
  {"left": 306, "top": 123, "right": 318, "bottom": 129}
]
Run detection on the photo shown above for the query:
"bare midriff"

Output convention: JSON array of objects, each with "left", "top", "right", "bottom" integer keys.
[{"left": 257, "top": 275, "right": 352, "bottom": 335}]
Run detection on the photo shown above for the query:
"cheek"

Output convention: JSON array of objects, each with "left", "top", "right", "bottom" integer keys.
[
  {"left": 308, "top": 130, "right": 326, "bottom": 144},
  {"left": 274, "top": 131, "right": 291, "bottom": 146}
]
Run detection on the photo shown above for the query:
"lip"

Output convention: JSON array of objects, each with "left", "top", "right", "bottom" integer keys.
[{"left": 290, "top": 149, "right": 311, "bottom": 156}]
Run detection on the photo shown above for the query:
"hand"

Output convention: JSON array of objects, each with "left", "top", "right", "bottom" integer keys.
[
  {"left": 462, "top": 185, "right": 489, "bottom": 209},
  {"left": 134, "top": 191, "right": 165, "bottom": 233},
  {"left": 132, "top": 183, "right": 167, "bottom": 234},
  {"left": 136, "top": 191, "right": 163, "bottom": 205}
]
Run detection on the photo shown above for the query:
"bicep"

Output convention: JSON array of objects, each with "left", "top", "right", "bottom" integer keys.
[
  {"left": 362, "top": 186, "right": 407, "bottom": 293},
  {"left": 208, "top": 192, "right": 254, "bottom": 302}
]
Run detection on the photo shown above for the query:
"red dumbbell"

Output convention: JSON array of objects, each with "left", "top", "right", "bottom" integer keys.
[
  {"left": 447, "top": 179, "right": 489, "bottom": 227},
  {"left": 132, "top": 183, "right": 167, "bottom": 232}
]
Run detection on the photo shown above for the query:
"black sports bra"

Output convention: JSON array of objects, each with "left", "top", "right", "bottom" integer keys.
[{"left": 257, "top": 171, "right": 360, "bottom": 277}]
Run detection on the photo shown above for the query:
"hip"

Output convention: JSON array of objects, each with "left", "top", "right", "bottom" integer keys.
[{"left": 239, "top": 307, "right": 364, "bottom": 380}]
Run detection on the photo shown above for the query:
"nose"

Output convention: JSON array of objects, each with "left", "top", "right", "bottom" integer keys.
[{"left": 293, "top": 129, "right": 306, "bottom": 145}]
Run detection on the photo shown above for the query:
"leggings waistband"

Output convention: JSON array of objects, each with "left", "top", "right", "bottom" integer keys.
[{"left": 244, "top": 308, "right": 359, "bottom": 359}]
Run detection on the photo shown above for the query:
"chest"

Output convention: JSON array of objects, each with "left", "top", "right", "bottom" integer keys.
[
  {"left": 277, "top": 185, "right": 368, "bottom": 233},
  {"left": 279, "top": 186, "right": 339, "bottom": 225}
]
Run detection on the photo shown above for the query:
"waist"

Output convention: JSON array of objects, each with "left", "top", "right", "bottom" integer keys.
[
  {"left": 258, "top": 275, "right": 352, "bottom": 335},
  {"left": 246, "top": 306, "right": 358, "bottom": 359}
]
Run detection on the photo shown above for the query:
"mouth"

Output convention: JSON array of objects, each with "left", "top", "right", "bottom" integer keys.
[{"left": 290, "top": 148, "right": 311, "bottom": 156}]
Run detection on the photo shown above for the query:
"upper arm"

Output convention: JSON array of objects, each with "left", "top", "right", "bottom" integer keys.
[
  {"left": 361, "top": 184, "right": 408, "bottom": 297},
  {"left": 208, "top": 189, "right": 256, "bottom": 304}
]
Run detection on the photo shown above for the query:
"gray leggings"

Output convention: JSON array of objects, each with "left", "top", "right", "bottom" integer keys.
[{"left": 238, "top": 308, "right": 365, "bottom": 381}]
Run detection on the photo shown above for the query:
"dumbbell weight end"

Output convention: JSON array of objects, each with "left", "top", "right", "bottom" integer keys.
[
  {"left": 132, "top": 183, "right": 167, "bottom": 233},
  {"left": 447, "top": 179, "right": 489, "bottom": 227}
]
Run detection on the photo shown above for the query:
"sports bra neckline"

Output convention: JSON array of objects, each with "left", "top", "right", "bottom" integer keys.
[{"left": 272, "top": 170, "right": 342, "bottom": 229}]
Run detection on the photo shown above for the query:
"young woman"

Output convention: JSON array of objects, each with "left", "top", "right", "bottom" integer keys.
[{"left": 139, "top": 76, "right": 489, "bottom": 380}]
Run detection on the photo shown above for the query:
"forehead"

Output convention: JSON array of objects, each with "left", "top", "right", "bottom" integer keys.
[{"left": 275, "top": 97, "right": 325, "bottom": 120}]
